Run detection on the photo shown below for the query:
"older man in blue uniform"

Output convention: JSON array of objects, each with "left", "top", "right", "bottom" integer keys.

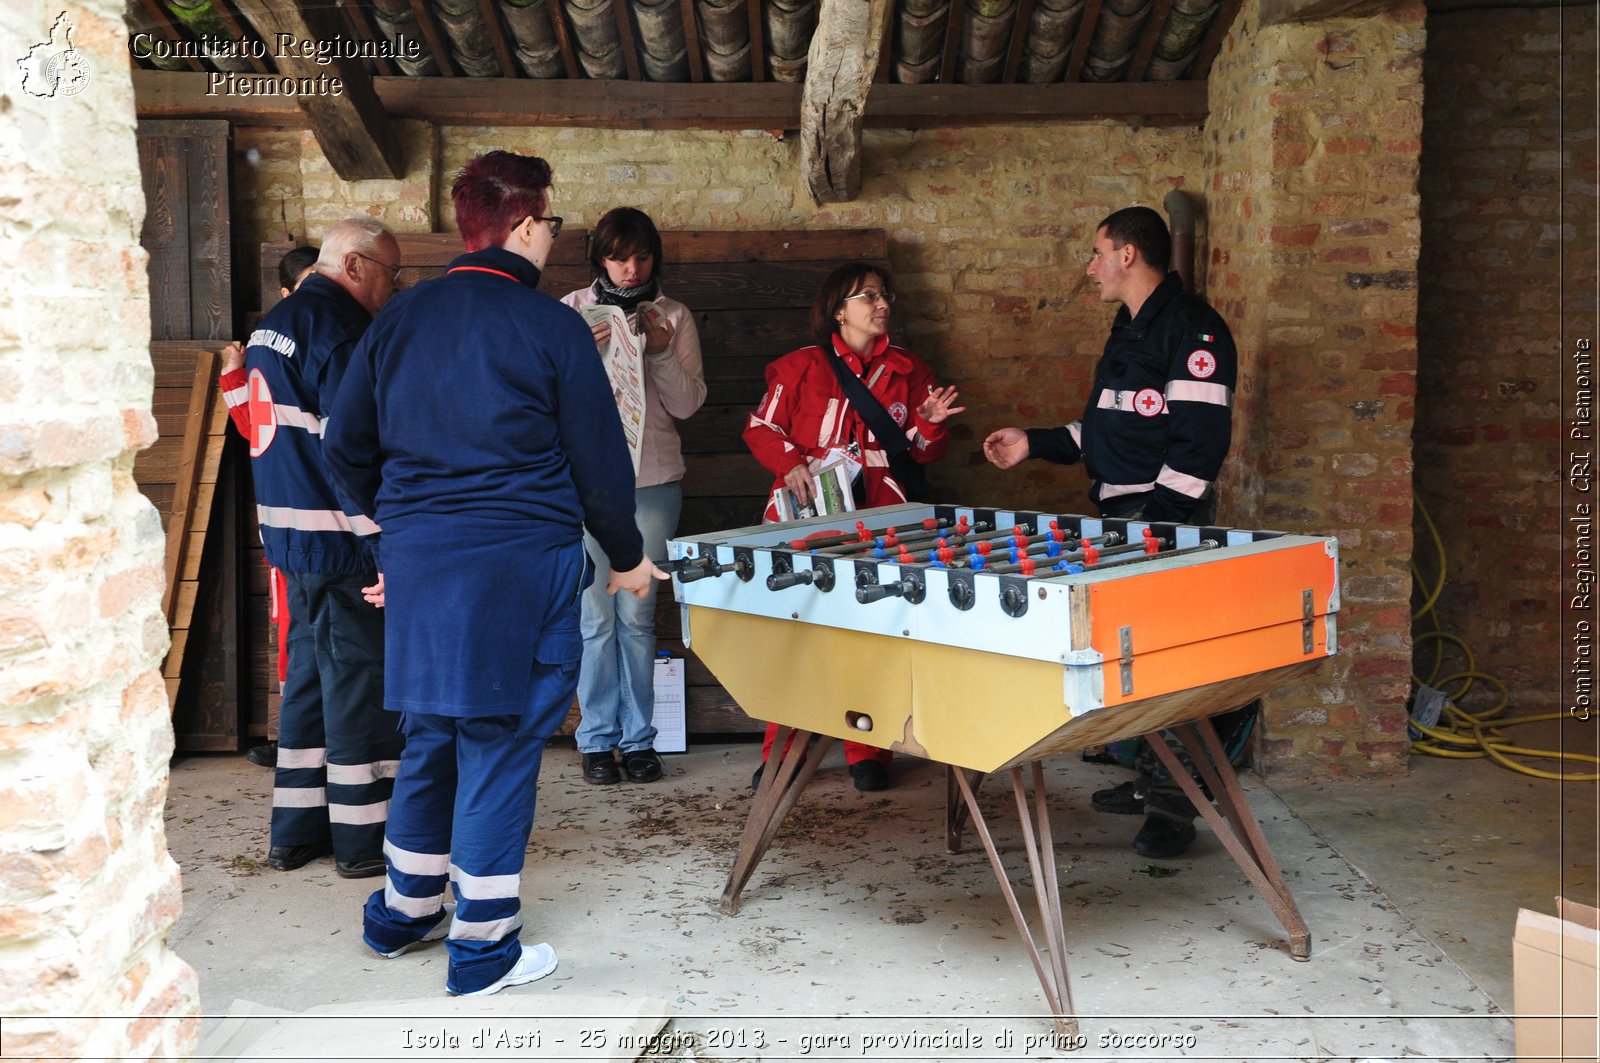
[
  {"left": 244, "top": 217, "right": 405, "bottom": 878},
  {"left": 325, "top": 151, "right": 666, "bottom": 997}
]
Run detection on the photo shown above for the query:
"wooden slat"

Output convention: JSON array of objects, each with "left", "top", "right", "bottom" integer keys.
[
  {"left": 1126, "top": 0, "right": 1175, "bottom": 81},
  {"left": 157, "top": 348, "right": 218, "bottom": 622},
  {"left": 475, "top": 0, "right": 521, "bottom": 76},
  {"left": 138, "top": 130, "right": 190, "bottom": 341},
  {"left": 548, "top": 0, "right": 583, "bottom": 78},
  {"left": 613, "top": 0, "right": 645, "bottom": 80},
  {"left": 135, "top": 70, "right": 1209, "bottom": 127},
  {"left": 209, "top": 0, "right": 273, "bottom": 73},
  {"left": 1001, "top": 0, "right": 1037, "bottom": 83},
  {"left": 1063, "top": 0, "right": 1104, "bottom": 82},
  {"left": 874, "top": 0, "right": 896, "bottom": 83},
  {"left": 407, "top": 0, "right": 459, "bottom": 75},
  {"left": 338, "top": 0, "right": 400, "bottom": 77},
  {"left": 1189, "top": 0, "right": 1244, "bottom": 80},
  {"left": 940, "top": 0, "right": 966, "bottom": 85},
  {"left": 678, "top": 0, "right": 707, "bottom": 81},
  {"left": 747, "top": 0, "right": 767, "bottom": 82},
  {"left": 186, "top": 131, "right": 231, "bottom": 341}
]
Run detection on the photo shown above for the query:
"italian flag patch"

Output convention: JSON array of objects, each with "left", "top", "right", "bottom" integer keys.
[{"left": 1196, "top": 332, "right": 1216, "bottom": 342}]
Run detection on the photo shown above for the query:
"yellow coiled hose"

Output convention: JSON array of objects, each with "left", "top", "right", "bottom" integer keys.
[{"left": 1409, "top": 498, "right": 1598, "bottom": 782}]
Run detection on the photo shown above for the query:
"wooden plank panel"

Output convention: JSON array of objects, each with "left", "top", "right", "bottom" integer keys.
[
  {"left": 137, "top": 132, "right": 190, "bottom": 341},
  {"left": 185, "top": 128, "right": 232, "bottom": 341}
]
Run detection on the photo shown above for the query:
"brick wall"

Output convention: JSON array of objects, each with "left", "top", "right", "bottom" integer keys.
[
  {"left": 1204, "top": 0, "right": 1425, "bottom": 776},
  {"left": 0, "top": 2, "right": 199, "bottom": 1058},
  {"left": 1416, "top": 6, "right": 1597, "bottom": 715}
]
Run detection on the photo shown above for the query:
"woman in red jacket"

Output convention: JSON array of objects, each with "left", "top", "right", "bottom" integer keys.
[{"left": 742, "top": 261, "right": 963, "bottom": 791}]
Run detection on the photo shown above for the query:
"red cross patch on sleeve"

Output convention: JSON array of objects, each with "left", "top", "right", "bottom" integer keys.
[{"left": 1186, "top": 350, "right": 1217, "bottom": 379}]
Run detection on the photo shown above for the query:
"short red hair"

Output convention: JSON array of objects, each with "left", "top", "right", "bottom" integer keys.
[{"left": 451, "top": 151, "right": 553, "bottom": 252}]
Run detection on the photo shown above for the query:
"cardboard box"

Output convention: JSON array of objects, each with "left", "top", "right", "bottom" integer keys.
[{"left": 1514, "top": 897, "right": 1600, "bottom": 1062}]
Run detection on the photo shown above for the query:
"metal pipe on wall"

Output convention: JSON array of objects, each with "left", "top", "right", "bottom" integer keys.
[{"left": 1164, "top": 188, "right": 1196, "bottom": 293}]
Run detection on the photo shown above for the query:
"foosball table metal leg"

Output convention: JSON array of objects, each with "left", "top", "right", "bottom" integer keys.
[
  {"left": 944, "top": 765, "right": 985, "bottom": 854},
  {"left": 952, "top": 763, "right": 1079, "bottom": 1038},
  {"left": 1145, "top": 723, "right": 1312, "bottom": 960},
  {"left": 719, "top": 727, "right": 836, "bottom": 916}
]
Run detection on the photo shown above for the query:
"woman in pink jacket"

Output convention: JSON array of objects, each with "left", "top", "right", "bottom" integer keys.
[{"left": 562, "top": 208, "right": 706, "bottom": 787}]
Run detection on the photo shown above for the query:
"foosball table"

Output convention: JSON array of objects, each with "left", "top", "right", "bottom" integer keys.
[{"left": 668, "top": 503, "right": 1340, "bottom": 1036}]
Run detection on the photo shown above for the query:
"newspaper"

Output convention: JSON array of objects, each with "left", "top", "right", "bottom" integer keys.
[
  {"left": 579, "top": 302, "right": 649, "bottom": 475},
  {"left": 771, "top": 447, "right": 861, "bottom": 521}
]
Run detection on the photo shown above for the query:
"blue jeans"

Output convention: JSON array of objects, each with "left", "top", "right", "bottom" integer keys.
[{"left": 576, "top": 481, "right": 681, "bottom": 755}]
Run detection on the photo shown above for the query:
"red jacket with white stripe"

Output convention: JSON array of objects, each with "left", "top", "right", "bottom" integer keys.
[
  {"left": 1026, "top": 273, "right": 1236, "bottom": 522},
  {"left": 743, "top": 333, "right": 950, "bottom": 522}
]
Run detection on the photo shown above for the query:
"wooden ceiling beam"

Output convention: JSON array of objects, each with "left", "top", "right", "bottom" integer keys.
[
  {"left": 336, "top": 0, "right": 399, "bottom": 77},
  {"left": 1125, "top": 0, "right": 1174, "bottom": 81},
  {"left": 210, "top": 0, "right": 272, "bottom": 74},
  {"left": 231, "top": 0, "right": 406, "bottom": 179},
  {"left": 939, "top": 0, "right": 966, "bottom": 84},
  {"left": 474, "top": 0, "right": 522, "bottom": 76},
  {"left": 747, "top": 0, "right": 768, "bottom": 82},
  {"left": 800, "top": 0, "right": 892, "bottom": 202},
  {"left": 133, "top": 69, "right": 1209, "bottom": 127},
  {"left": 547, "top": 0, "right": 582, "bottom": 78},
  {"left": 1001, "top": 0, "right": 1037, "bottom": 83},
  {"left": 1189, "top": 0, "right": 1243, "bottom": 79},
  {"left": 1063, "top": 0, "right": 1103, "bottom": 82},
  {"left": 612, "top": 0, "right": 645, "bottom": 80},
  {"left": 406, "top": 0, "right": 459, "bottom": 74},
  {"left": 678, "top": 0, "right": 707, "bottom": 81}
]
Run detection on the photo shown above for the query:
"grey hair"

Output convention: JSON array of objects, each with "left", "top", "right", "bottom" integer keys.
[{"left": 317, "top": 217, "right": 395, "bottom": 269}]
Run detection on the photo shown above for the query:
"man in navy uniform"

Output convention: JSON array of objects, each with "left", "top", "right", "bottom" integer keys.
[
  {"left": 985, "top": 205, "right": 1248, "bottom": 859},
  {"left": 243, "top": 217, "right": 405, "bottom": 878}
]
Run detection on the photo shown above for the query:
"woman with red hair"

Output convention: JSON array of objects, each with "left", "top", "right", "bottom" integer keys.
[{"left": 326, "top": 150, "right": 665, "bottom": 997}]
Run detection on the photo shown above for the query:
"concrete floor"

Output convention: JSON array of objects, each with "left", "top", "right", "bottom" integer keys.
[{"left": 163, "top": 736, "right": 1590, "bottom": 1061}]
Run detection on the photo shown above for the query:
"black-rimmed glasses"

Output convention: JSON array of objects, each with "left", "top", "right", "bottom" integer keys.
[{"left": 532, "top": 215, "right": 564, "bottom": 238}]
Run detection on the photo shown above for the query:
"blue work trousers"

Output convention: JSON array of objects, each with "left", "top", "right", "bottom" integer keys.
[
  {"left": 361, "top": 670, "right": 575, "bottom": 993},
  {"left": 272, "top": 571, "right": 401, "bottom": 863}
]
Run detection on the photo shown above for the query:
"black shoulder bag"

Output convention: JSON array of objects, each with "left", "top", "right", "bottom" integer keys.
[{"left": 825, "top": 353, "right": 931, "bottom": 503}]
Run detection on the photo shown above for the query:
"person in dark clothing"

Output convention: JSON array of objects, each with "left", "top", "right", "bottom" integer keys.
[
  {"left": 243, "top": 219, "right": 404, "bottom": 878},
  {"left": 324, "top": 150, "right": 667, "bottom": 997},
  {"left": 220, "top": 244, "right": 321, "bottom": 771},
  {"left": 984, "top": 205, "right": 1251, "bottom": 858}
]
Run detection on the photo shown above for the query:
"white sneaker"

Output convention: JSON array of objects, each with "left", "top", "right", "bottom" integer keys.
[
  {"left": 378, "top": 902, "right": 454, "bottom": 958},
  {"left": 453, "top": 943, "right": 559, "bottom": 997}
]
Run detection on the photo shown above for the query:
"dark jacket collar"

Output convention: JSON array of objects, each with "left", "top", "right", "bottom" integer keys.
[
  {"left": 295, "top": 272, "right": 371, "bottom": 323},
  {"left": 1114, "top": 271, "right": 1185, "bottom": 331},
  {"left": 447, "top": 245, "right": 544, "bottom": 289}
]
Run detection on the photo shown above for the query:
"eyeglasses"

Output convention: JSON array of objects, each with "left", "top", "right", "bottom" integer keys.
[
  {"left": 843, "top": 289, "right": 895, "bottom": 306},
  {"left": 531, "top": 215, "right": 564, "bottom": 238},
  {"left": 353, "top": 251, "right": 404, "bottom": 287}
]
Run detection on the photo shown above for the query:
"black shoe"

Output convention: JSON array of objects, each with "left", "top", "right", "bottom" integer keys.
[
  {"left": 336, "top": 857, "right": 386, "bottom": 879},
  {"left": 1091, "top": 779, "right": 1145, "bottom": 815},
  {"left": 245, "top": 741, "right": 278, "bottom": 768},
  {"left": 582, "top": 751, "right": 621, "bottom": 785},
  {"left": 849, "top": 760, "right": 890, "bottom": 792},
  {"left": 267, "top": 841, "right": 332, "bottom": 871},
  {"left": 622, "top": 748, "right": 663, "bottom": 783},
  {"left": 750, "top": 762, "right": 766, "bottom": 790},
  {"left": 1132, "top": 816, "right": 1197, "bottom": 859}
]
